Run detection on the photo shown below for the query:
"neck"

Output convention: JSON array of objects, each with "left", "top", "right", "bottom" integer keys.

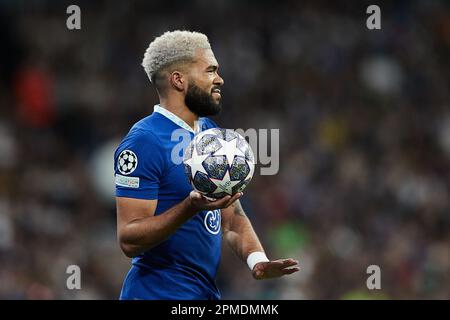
[{"left": 159, "top": 96, "right": 198, "bottom": 130}]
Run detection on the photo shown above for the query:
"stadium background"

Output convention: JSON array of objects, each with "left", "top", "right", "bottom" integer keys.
[{"left": 0, "top": 0, "right": 448, "bottom": 299}]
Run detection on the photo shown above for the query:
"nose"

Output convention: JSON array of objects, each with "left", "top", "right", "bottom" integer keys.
[{"left": 214, "top": 74, "right": 224, "bottom": 86}]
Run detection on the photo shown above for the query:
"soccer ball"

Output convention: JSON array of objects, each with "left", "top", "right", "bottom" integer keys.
[{"left": 183, "top": 128, "right": 255, "bottom": 200}]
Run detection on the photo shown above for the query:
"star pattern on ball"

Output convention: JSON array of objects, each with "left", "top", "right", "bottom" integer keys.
[
  {"left": 213, "top": 137, "right": 246, "bottom": 166},
  {"left": 184, "top": 143, "right": 210, "bottom": 179},
  {"left": 210, "top": 170, "right": 242, "bottom": 196},
  {"left": 182, "top": 128, "right": 255, "bottom": 200}
]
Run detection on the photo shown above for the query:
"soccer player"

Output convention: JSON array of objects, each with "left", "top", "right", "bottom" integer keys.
[{"left": 114, "top": 30, "right": 299, "bottom": 300}]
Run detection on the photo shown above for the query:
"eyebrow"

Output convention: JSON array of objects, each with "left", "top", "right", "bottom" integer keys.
[{"left": 206, "top": 65, "right": 219, "bottom": 71}]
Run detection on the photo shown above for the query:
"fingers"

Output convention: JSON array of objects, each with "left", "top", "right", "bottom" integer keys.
[
  {"left": 189, "top": 191, "right": 203, "bottom": 201},
  {"left": 253, "top": 266, "right": 299, "bottom": 280},
  {"left": 189, "top": 191, "right": 243, "bottom": 211},
  {"left": 223, "top": 192, "right": 243, "bottom": 207},
  {"left": 208, "top": 195, "right": 232, "bottom": 208},
  {"left": 265, "top": 259, "right": 298, "bottom": 269},
  {"left": 205, "top": 192, "right": 242, "bottom": 209},
  {"left": 252, "top": 258, "right": 300, "bottom": 280},
  {"left": 281, "top": 267, "right": 300, "bottom": 275},
  {"left": 281, "top": 259, "right": 299, "bottom": 268}
]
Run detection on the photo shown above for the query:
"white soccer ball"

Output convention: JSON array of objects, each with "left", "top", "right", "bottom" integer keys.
[{"left": 183, "top": 128, "right": 255, "bottom": 199}]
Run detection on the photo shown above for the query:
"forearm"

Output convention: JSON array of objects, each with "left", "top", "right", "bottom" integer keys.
[
  {"left": 223, "top": 203, "right": 300, "bottom": 280},
  {"left": 224, "top": 201, "right": 265, "bottom": 263},
  {"left": 119, "top": 197, "right": 197, "bottom": 256},
  {"left": 225, "top": 215, "right": 265, "bottom": 262}
]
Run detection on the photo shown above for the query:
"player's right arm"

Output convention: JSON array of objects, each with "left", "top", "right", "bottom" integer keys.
[
  {"left": 114, "top": 131, "right": 240, "bottom": 257},
  {"left": 117, "top": 192, "right": 241, "bottom": 257}
]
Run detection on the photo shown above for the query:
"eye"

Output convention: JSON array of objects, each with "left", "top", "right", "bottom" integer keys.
[{"left": 207, "top": 66, "right": 218, "bottom": 73}]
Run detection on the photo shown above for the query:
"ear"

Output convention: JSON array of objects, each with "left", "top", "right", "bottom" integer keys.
[{"left": 169, "top": 71, "right": 186, "bottom": 92}]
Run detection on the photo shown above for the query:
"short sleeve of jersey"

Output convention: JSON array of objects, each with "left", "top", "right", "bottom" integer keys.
[{"left": 114, "top": 130, "right": 166, "bottom": 200}]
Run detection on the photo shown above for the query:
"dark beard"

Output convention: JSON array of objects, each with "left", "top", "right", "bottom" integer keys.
[{"left": 185, "top": 82, "right": 222, "bottom": 117}]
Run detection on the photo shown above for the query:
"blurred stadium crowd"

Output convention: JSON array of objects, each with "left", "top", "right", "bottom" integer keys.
[{"left": 0, "top": 0, "right": 448, "bottom": 299}]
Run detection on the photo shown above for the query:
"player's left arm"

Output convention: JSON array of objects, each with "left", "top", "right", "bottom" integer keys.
[{"left": 221, "top": 199, "right": 300, "bottom": 280}]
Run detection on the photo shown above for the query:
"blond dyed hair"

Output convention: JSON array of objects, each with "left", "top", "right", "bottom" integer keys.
[{"left": 142, "top": 30, "right": 211, "bottom": 83}]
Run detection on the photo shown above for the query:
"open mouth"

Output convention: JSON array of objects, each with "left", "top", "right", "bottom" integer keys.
[{"left": 212, "top": 88, "right": 221, "bottom": 97}]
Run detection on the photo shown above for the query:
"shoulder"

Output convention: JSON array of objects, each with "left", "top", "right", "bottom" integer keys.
[
  {"left": 114, "top": 116, "right": 166, "bottom": 163},
  {"left": 116, "top": 128, "right": 162, "bottom": 155}
]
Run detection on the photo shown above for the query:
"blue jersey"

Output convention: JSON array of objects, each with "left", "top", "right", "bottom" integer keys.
[{"left": 114, "top": 105, "right": 222, "bottom": 300}]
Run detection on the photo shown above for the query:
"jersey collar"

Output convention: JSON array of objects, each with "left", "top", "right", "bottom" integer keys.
[{"left": 153, "top": 105, "right": 200, "bottom": 134}]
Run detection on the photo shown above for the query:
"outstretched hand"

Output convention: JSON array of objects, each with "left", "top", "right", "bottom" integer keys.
[{"left": 252, "top": 258, "right": 300, "bottom": 280}]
